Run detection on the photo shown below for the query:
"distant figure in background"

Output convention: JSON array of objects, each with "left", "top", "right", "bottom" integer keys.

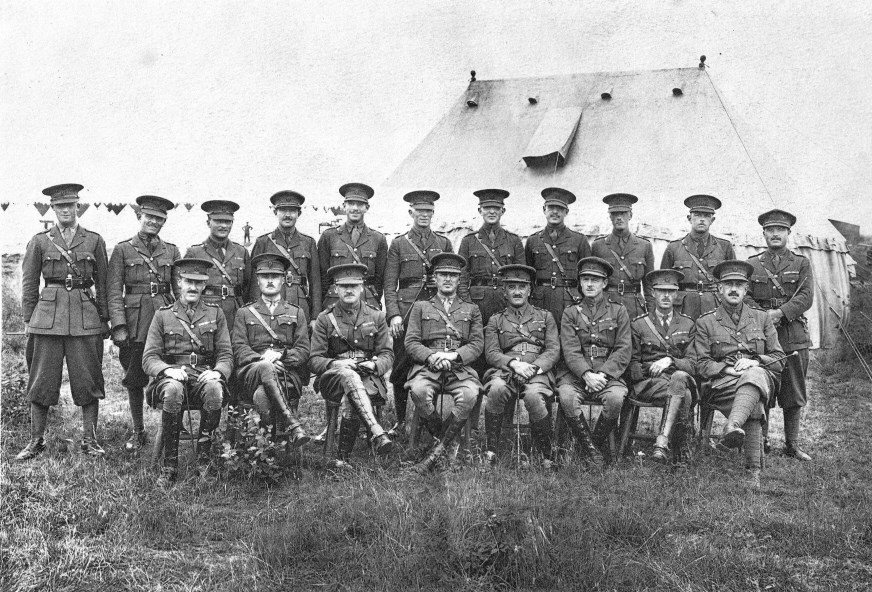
[
  {"left": 660, "top": 195, "right": 735, "bottom": 320},
  {"left": 250, "top": 191, "right": 321, "bottom": 322},
  {"left": 184, "top": 200, "right": 250, "bottom": 329},
  {"left": 243, "top": 221, "right": 252, "bottom": 246},
  {"left": 317, "top": 183, "right": 387, "bottom": 311},
  {"left": 17, "top": 184, "right": 110, "bottom": 461},
  {"left": 108, "top": 195, "right": 180, "bottom": 452},
  {"left": 747, "top": 209, "right": 814, "bottom": 461}
]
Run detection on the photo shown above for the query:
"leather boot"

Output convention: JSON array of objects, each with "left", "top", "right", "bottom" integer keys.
[
  {"left": 529, "top": 416, "right": 554, "bottom": 463},
  {"left": 15, "top": 438, "right": 46, "bottom": 462},
  {"left": 591, "top": 416, "right": 617, "bottom": 465},
  {"left": 414, "top": 414, "right": 466, "bottom": 474},
  {"left": 263, "top": 378, "right": 303, "bottom": 438},
  {"left": 371, "top": 433, "right": 393, "bottom": 455},
  {"left": 126, "top": 387, "right": 147, "bottom": 451},
  {"left": 158, "top": 411, "right": 180, "bottom": 486},
  {"left": 566, "top": 413, "right": 600, "bottom": 462},
  {"left": 422, "top": 409, "right": 443, "bottom": 439},
  {"left": 484, "top": 411, "right": 504, "bottom": 463},
  {"left": 337, "top": 414, "right": 362, "bottom": 462},
  {"left": 196, "top": 409, "right": 221, "bottom": 467}
]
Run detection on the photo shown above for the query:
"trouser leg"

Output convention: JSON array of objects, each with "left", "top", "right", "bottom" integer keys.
[
  {"left": 82, "top": 401, "right": 99, "bottom": 443},
  {"left": 160, "top": 410, "right": 181, "bottom": 478},
  {"left": 128, "top": 388, "right": 145, "bottom": 433},
  {"left": 744, "top": 418, "right": 763, "bottom": 470},
  {"left": 722, "top": 383, "right": 764, "bottom": 449}
]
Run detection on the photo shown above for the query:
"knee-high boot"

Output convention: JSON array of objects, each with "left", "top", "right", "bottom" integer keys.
[
  {"left": 484, "top": 411, "right": 504, "bottom": 462},
  {"left": 414, "top": 413, "right": 467, "bottom": 473},
  {"left": 566, "top": 413, "right": 600, "bottom": 462},
  {"left": 529, "top": 416, "right": 554, "bottom": 462},
  {"left": 591, "top": 415, "right": 617, "bottom": 465},
  {"left": 337, "top": 413, "right": 362, "bottom": 461},
  {"left": 196, "top": 409, "right": 222, "bottom": 466},
  {"left": 158, "top": 411, "right": 180, "bottom": 484},
  {"left": 652, "top": 392, "right": 684, "bottom": 463}
]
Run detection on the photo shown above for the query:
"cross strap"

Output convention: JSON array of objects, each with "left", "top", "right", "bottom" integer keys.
[
  {"left": 402, "top": 233, "right": 430, "bottom": 266},
  {"left": 574, "top": 306, "right": 592, "bottom": 328},
  {"left": 327, "top": 312, "right": 356, "bottom": 350},
  {"left": 474, "top": 234, "right": 501, "bottom": 267},
  {"left": 606, "top": 246, "right": 636, "bottom": 279},
  {"left": 543, "top": 241, "right": 581, "bottom": 303},
  {"left": 343, "top": 241, "right": 364, "bottom": 265},
  {"left": 433, "top": 306, "right": 463, "bottom": 339},
  {"left": 247, "top": 305, "right": 281, "bottom": 341},
  {"left": 202, "top": 244, "right": 234, "bottom": 284},
  {"left": 132, "top": 246, "right": 162, "bottom": 276},
  {"left": 501, "top": 312, "right": 544, "bottom": 347},
  {"left": 171, "top": 309, "right": 204, "bottom": 349},
  {"left": 682, "top": 241, "right": 715, "bottom": 282},
  {"left": 269, "top": 236, "right": 303, "bottom": 276},
  {"left": 642, "top": 316, "right": 671, "bottom": 350},
  {"left": 47, "top": 234, "right": 83, "bottom": 278},
  {"left": 760, "top": 263, "right": 788, "bottom": 298}
]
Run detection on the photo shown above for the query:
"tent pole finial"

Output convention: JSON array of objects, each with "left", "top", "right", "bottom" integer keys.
[{"left": 698, "top": 55, "right": 707, "bottom": 69}]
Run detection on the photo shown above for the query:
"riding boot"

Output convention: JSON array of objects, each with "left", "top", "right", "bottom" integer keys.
[
  {"left": 529, "top": 416, "right": 554, "bottom": 462},
  {"left": 484, "top": 411, "right": 504, "bottom": 464},
  {"left": 158, "top": 410, "right": 180, "bottom": 485},
  {"left": 422, "top": 409, "right": 443, "bottom": 439},
  {"left": 126, "top": 387, "right": 147, "bottom": 451},
  {"left": 337, "top": 413, "right": 362, "bottom": 462},
  {"left": 618, "top": 404, "right": 635, "bottom": 458},
  {"left": 389, "top": 380, "right": 408, "bottom": 438},
  {"left": 652, "top": 392, "right": 683, "bottom": 463},
  {"left": 81, "top": 401, "right": 105, "bottom": 456},
  {"left": 196, "top": 409, "right": 221, "bottom": 466},
  {"left": 591, "top": 415, "right": 617, "bottom": 465},
  {"left": 263, "top": 378, "right": 307, "bottom": 442},
  {"left": 566, "top": 413, "right": 600, "bottom": 461},
  {"left": 722, "top": 385, "right": 761, "bottom": 449},
  {"left": 414, "top": 413, "right": 466, "bottom": 473},
  {"left": 16, "top": 403, "right": 49, "bottom": 461}
]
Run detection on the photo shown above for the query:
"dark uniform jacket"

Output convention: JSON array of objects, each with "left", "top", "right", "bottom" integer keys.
[
  {"left": 22, "top": 225, "right": 109, "bottom": 336},
  {"left": 692, "top": 303, "right": 785, "bottom": 392},
  {"left": 747, "top": 250, "right": 813, "bottom": 352},
  {"left": 591, "top": 232, "right": 655, "bottom": 316},
  {"left": 524, "top": 224, "right": 592, "bottom": 325},
  {"left": 484, "top": 303, "right": 559, "bottom": 373},
  {"left": 660, "top": 233, "right": 735, "bottom": 318},
  {"left": 184, "top": 238, "right": 250, "bottom": 328},
  {"left": 458, "top": 225, "right": 524, "bottom": 324},
  {"left": 309, "top": 301, "right": 394, "bottom": 396},
  {"left": 384, "top": 227, "right": 453, "bottom": 322},
  {"left": 405, "top": 296, "right": 484, "bottom": 381},
  {"left": 108, "top": 233, "right": 180, "bottom": 343},
  {"left": 250, "top": 228, "right": 321, "bottom": 319},
  {"left": 231, "top": 299, "right": 310, "bottom": 375},
  {"left": 629, "top": 311, "right": 695, "bottom": 384},
  {"left": 142, "top": 300, "right": 233, "bottom": 380},
  {"left": 317, "top": 222, "right": 387, "bottom": 310},
  {"left": 560, "top": 297, "right": 632, "bottom": 380}
]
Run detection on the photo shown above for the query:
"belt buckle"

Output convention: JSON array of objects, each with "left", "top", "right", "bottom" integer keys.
[
  {"left": 589, "top": 344, "right": 600, "bottom": 358},
  {"left": 618, "top": 280, "right": 625, "bottom": 296},
  {"left": 696, "top": 280, "right": 704, "bottom": 292},
  {"left": 444, "top": 337, "right": 454, "bottom": 351},
  {"left": 770, "top": 298, "right": 780, "bottom": 309},
  {"left": 221, "top": 285, "right": 229, "bottom": 300},
  {"left": 549, "top": 276, "right": 557, "bottom": 289},
  {"left": 64, "top": 274, "right": 73, "bottom": 291},
  {"left": 150, "top": 281, "right": 159, "bottom": 297},
  {"left": 190, "top": 352, "right": 199, "bottom": 366},
  {"left": 491, "top": 275, "right": 499, "bottom": 288}
]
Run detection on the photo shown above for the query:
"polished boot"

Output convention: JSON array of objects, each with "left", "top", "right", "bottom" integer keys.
[
  {"left": 591, "top": 416, "right": 617, "bottom": 465},
  {"left": 783, "top": 407, "right": 811, "bottom": 460},
  {"left": 81, "top": 402, "right": 105, "bottom": 456},
  {"left": 337, "top": 414, "right": 362, "bottom": 462},
  {"left": 483, "top": 411, "right": 504, "bottom": 463},
  {"left": 422, "top": 409, "right": 443, "bottom": 439},
  {"left": 157, "top": 410, "right": 180, "bottom": 486},
  {"left": 529, "top": 416, "right": 554, "bottom": 463},
  {"left": 566, "top": 413, "right": 600, "bottom": 462},
  {"left": 390, "top": 380, "right": 408, "bottom": 438},
  {"left": 414, "top": 414, "right": 466, "bottom": 474},
  {"left": 196, "top": 409, "right": 221, "bottom": 466},
  {"left": 16, "top": 403, "right": 49, "bottom": 461},
  {"left": 371, "top": 432, "right": 393, "bottom": 455},
  {"left": 722, "top": 385, "right": 761, "bottom": 449},
  {"left": 15, "top": 438, "right": 46, "bottom": 461},
  {"left": 264, "top": 378, "right": 306, "bottom": 439},
  {"left": 652, "top": 392, "right": 683, "bottom": 463},
  {"left": 126, "top": 387, "right": 147, "bottom": 451}
]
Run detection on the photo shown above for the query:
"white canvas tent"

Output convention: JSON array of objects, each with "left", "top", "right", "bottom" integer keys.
[{"left": 383, "top": 67, "right": 851, "bottom": 348}]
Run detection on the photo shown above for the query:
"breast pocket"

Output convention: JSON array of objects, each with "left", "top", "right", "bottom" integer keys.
[
  {"left": 561, "top": 247, "right": 578, "bottom": 267},
  {"left": 469, "top": 286, "right": 486, "bottom": 302},
  {"left": 331, "top": 249, "right": 347, "bottom": 265},
  {"left": 673, "top": 259, "right": 694, "bottom": 277},
  {"left": 421, "top": 312, "right": 441, "bottom": 336},
  {"left": 354, "top": 322, "right": 377, "bottom": 351},
  {"left": 746, "top": 330, "right": 766, "bottom": 354},
  {"left": 452, "top": 312, "right": 472, "bottom": 337},
  {"left": 399, "top": 255, "right": 424, "bottom": 278},
  {"left": 595, "top": 320, "right": 617, "bottom": 345},
  {"left": 125, "top": 259, "right": 150, "bottom": 283},
  {"left": 360, "top": 250, "right": 377, "bottom": 273},
  {"left": 531, "top": 247, "right": 552, "bottom": 270},
  {"left": 42, "top": 250, "right": 64, "bottom": 277},
  {"left": 245, "top": 320, "right": 262, "bottom": 344},
  {"left": 277, "top": 314, "right": 299, "bottom": 343},
  {"left": 198, "top": 320, "right": 218, "bottom": 351},
  {"left": 292, "top": 251, "right": 311, "bottom": 276},
  {"left": 750, "top": 273, "right": 770, "bottom": 297},
  {"left": 164, "top": 328, "right": 184, "bottom": 351},
  {"left": 29, "top": 288, "right": 58, "bottom": 329},
  {"left": 528, "top": 319, "right": 547, "bottom": 340},
  {"left": 73, "top": 251, "right": 96, "bottom": 278}
]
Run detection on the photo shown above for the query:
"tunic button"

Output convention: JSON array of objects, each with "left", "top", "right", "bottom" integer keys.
[{"left": 354, "top": 339, "right": 358, "bottom": 343}]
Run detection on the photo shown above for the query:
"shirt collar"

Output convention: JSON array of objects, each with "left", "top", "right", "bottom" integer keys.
[
  {"left": 207, "top": 236, "right": 229, "bottom": 250},
  {"left": 261, "top": 294, "right": 281, "bottom": 306},
  {"left": 58, "top": 223, "right": 79, "bottom": 235}
]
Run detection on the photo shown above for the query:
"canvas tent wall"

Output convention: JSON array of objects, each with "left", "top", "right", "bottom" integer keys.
[{"left": 384, "top": 67, "right": 850, "bottom": 348}]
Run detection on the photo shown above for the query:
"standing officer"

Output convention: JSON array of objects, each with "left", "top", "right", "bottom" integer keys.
[
  {"left": 317, "top": 183, "right": 387, "bottom": 310},
  {"left": 628, "top": 269, "right": 696, "bottom": 463},
  {"left": 142, "top": 258, "right": 233, "bottom": 485},
  {"left": 383, "top": 190, "right": 453, "bottom": 438},
  {"left": 661, "top": 195, "right": 735, "bottom": 320},
  {"left": 309, "top": 263, "right": 394, "bottom": 465},
  {"left": 591, "top": 193, "right": 654, "bottom": 318},
  {"left": 747, "top": 209, "right": 813, "bottom": 461},
  {"left": 251, "top": 191, "right": 321, "bottom": 323},
  {"left": 482, "top": 264, "right": 559, "bottom": 467},
  {"left": 558, "top": 257, "right": 632, "bottom": 465},
  {"left": 184, "top": 200, "right": 250, "bottom": 329},
  {"left": 694, "top": 260, "right": 786, "bottom": 486},
  {"left": 108, "top": 195, "right": 180, "bottom": 452},
  {"left": 17, "top": 183, "right": 110, "bottom": 461},
  {"left": 231, "top": 253, "right": 311, "bottom": 445},
  {"left": 525, "top": 187, "right": 591, "bottom": 327},
  {"left": 405, "top": 253, "right": 484, "bottom": 473}
]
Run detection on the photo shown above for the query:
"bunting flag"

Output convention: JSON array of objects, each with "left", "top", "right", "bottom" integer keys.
[
  {"left": 35, "top": 202, "right": 51, "bottom": 216},
  {"left": 76, "top": 203, "right": 90, "bottom": 216},
  {"left": 94, "top": 202, "right": 102, "bottom": 208},
  {"left": 130, "top": 204, "right": 141, "bottom": 217},
  {"left": 184, "top": 202, "right": 194, "bottom": 211},
  {"left": 1, "top": 202, "right": 9, "bottom": 211}
]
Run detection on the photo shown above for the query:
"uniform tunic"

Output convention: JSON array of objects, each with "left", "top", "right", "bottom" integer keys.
[
  {"left": 660, "top": 233, "right": 735, "bottom": 319},
  {"left": 747, "top": 249, "right": 813, "bottom": 408},
  {"left": 317, "top": 222, "right": 387, "bottom": 310},
  {"left": 108, "top": 233, "right": 180, "bottom": 389},
  {"left": 629, "top": 311, "right": 696, "bottom": 402},
  {"left": 591, "top": 232, "right": 655, "bottom": 318},
  {"left": 457, "top": 225, "right": 525, "bottom": 325},
  {"left": 142, "top": 300, "right": 233, "bottom": 413},
  {"left": 483, "top": 303, "right": 559, "bottom": 422},
  {"left": 22, "top": 225, "right": 109, "bottom": 406},
  {"left": 693, "top": 303, "right": 786, "bottom": 417},
  {"left": 524, "top": 224, "right": 591, "bottom": 326},
  {"left": 184, "top": 238, "right": 250, "bottom": 328},
  {"left": 558, "top": 297, "right": 631, "bottom": 420},
  {"left": 250, "top": 228, "right": 321, "bottom": 320},
  {"left": 231, "top": 299, "right": 310, "bottom": 404},
  {"left": 405, "top": 296, "right": 484, "bottom": 422}
]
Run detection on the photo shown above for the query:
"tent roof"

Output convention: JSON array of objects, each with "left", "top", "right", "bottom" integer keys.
[{"left": 384, "top": 67, "right": 846, "bottom": 252}]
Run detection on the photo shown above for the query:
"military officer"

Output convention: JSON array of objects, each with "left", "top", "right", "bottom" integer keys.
[
  {"left": 383, "top": 190, "right": 453, "bottom": 438},
  {"left": 142, "top": 258, "right": 233, "bottom": 485},
  {"left": 317, "top": 183, "right": 387, "bottom": 310},
  {"left": 628, "top": 269, "right": 696, "bottom": 463},
  {"left": 250, "top": 191, "right": 321, "bottom": 321},
  {"left": 231, "top": 253, "right": 311, "bottom": 445},
  {"left": 525, "top": 187, "right": 591, "bottom": 327},
  {"left": 558, "top": 257, "right": 632, "bottom": 465},
  {"left": 405, "top": 253, "right": 484, "bottom": 473},
  {"left": 184, "top": 200, "right": 250, "bottom": 328},
  {"left": 17, "top": 183, "right": 110, "bottom": 461},
  {"left": 309, "top": 264, "right": 394, "bottom": 465},
  {"left": 108, "top": 195, "right": 181, "bottom": 451},
  {"left": 693, "top": 260, "right": 786, "bottom": 486},
  {"left": 482, "top": 265, "right": 560, "bottom": 467},
  {"left": 591, "top": 193, "right": 655, "bottom": 318},
  {"left": 747, "top": 209, "right": 813, "bottom": 461},
  {"left": 661, "top": 195, "right": 736, "bottom": 320}
]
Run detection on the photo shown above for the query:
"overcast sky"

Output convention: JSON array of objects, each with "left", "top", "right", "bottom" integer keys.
[{"left": 2, "top": 0, "right": 871, "bottom": 244}]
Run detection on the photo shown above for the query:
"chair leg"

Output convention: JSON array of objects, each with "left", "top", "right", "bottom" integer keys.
[
  {"left": 618, "top": 404, "right": 638, "bottom": 459},
  {"left": 701, "top": 408, "right": 715, "bottom": 453},
  {"left": 151, "top": 424, "right": 165, "bottom": 468},
  {"left": 324, "top": 403, "right": 340, "bottom": 458}
]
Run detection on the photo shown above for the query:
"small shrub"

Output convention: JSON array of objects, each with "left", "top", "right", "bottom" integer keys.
[{"left": 218, "top": 408, "right": 289, "bottom": 484}]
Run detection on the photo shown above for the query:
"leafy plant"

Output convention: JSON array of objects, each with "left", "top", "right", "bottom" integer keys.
[{"left": 218, "top": 407, "right": 289, "bottom": 484}]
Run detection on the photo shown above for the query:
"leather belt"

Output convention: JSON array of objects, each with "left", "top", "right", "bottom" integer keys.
[
  {"left": 163, "top": 353, "right": 215, "bottom": 367},
  {"left": 337, "top": 350, "right": 368, "bottom": 360},
  {"left": 757, "top": 298, "right": 788, "bottom": 309},
  {"left": 679, "top": 281, "right": 718, "bottom": 292},
  {"left": 126, "top": 282, "right": 172, "bottom": 296},
  {"left": 470, "top": 276, "right": 503, "bottom": 287},
  {"left": 285, "top": 275, "right": 309, "bottom": 287},
  {"left": 507, "top": 343, "right": 542, "bottom": 355},
  {"left": 428, "top": 338, "right": 463, "bottom": 351},
  {"left": 203, "top": 285, "right": 239, "bottom": 299},
  {"left": 535, "top": 278, "right": 579, "bottom": 288},
  {"left": 398, "top": 277, "right": 428, "bottom": 289},
  {"left": 606, "top": 281, "right": 641, "bottom": 295},
  {"left": 585, "top": 344, "right": 610, "bottom": 359},
  {"left": 46, "top": 278, "right": 94, "bottom": 291}
]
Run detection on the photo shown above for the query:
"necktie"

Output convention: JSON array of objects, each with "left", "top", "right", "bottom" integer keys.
[
  {"left": 267, "top": 301, "right": 276, "bottom": 314},
  {"left": 659, "top": 314, "right": 669, "bottom": 333},
  {"left": 549, "top": 229, "right": 558, "bottom": 242},
  {"left": 62, "top": 227, "right": 73, "bottom": 246},
  {"left": 772, "top": 253, "right": 781, "bottom": 267},
  {"left": 351, "top": 226, "right": 361, "bottom": 244},
  {"left": 696, "top": 238, "right": 705, "bottom": 259},
  {"left": 186, "top": 306, "right": 195, "bottom": 321},
  {"left": 443, "top": 298, "right": 452, "bottom": 312},
  {"left": 145, "top": 236, "right": 155, "bottom": 254},
  {"left": 488, "top": 230, "right": 496, "bottom": 245}
]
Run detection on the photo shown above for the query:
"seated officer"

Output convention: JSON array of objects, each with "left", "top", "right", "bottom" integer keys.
[
  {"left": 231, "top": 253, "right": 311, "bottom": 446},
  {"left": 483, "top": 264, "right": 559, "bottom": 467},
  {"left": 558, "top": 257, "right": 632, "bottom": 465},
  {"left": 309, "top": 264, "right": 394, "bottom": 465},
  {"left": 142, "top": 258, "right": 233, "bottom": 486},
  {"left": 693, "top": 260, "right": 786, "bottom": 485},
  {"left": 405, "top": 253, "right": 484, "bottom": 473},
  {"left": 629, "top": 269, "right": 696, "bottom": 463}
]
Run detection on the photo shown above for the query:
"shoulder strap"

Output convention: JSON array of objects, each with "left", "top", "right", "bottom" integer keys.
[
  {"left": 269, "top": 236, "right": 303, "bottom": 275},
  {"left": 508, "top": 318, "right": 544, "bottom": 346},
  {"left": 542, "top": 242, "right": 567, "bottom": 277},
  {"left": 760, "top": 264, "right": 788, "bottom": 298},
  {"left": 574, "top": 306, "right": 592, "bottom": 328},
  {"left": 433, "top": 306, "right": 463, "bottom": 338},
  {"left": 682, "top": 243, "right": 715, "bottom": 282},
  {"left": 402, "top": 233, "right": 429, "bottom": 264},
  {"left": 642, "top": 316, "right": 671, "bottom": 350},
  {"left": 343, "top": 241, "right": 364, "bottom": 265},
  {"left": 474, "top": 234, "right": 501, "bottom": 267},
  {"left": 171, "top": 309, "right": 204, "bottom": 349},
  {"left": 46, "top": 234, "right": 82, "bottom": 278},
  {"left": 132, "top": 246, "right": 161, "bottom": 275},
  {"left": 606, "top": 246, "right": 635, "bottom": 279},
  {"left": 247, "top": 305, "right": 281, "bottom": 341},
  {"left": 201, "top": 245, "right": 234, "bottom": 283},
  {"left": 327, "top": 312, "right": 356, "bottom": 349}
]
